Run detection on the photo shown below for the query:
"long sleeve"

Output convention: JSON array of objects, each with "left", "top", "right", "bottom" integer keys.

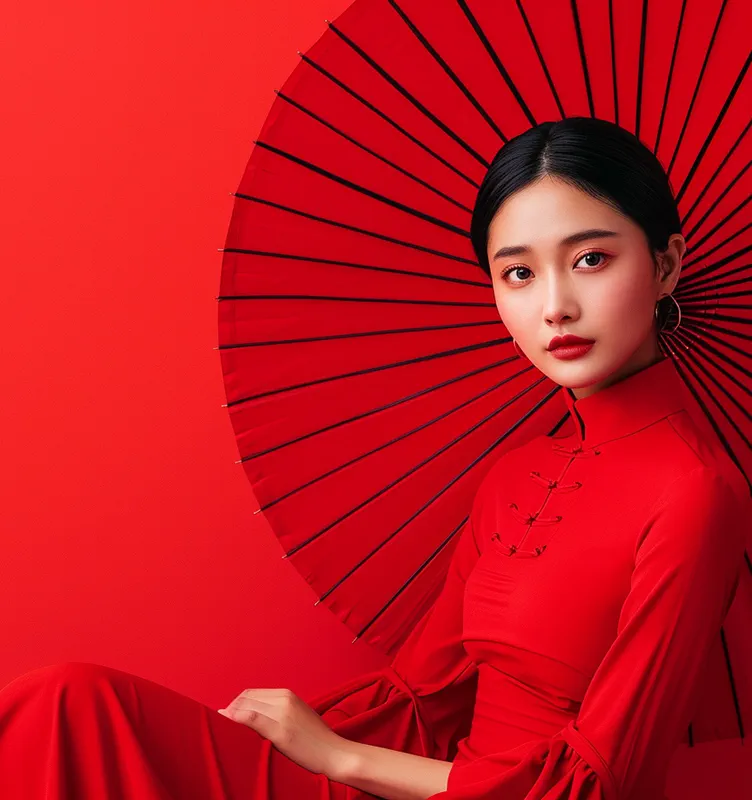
[
  {"left": 307, "top": 485, "right": 484, "bottom": 763},
  {"left": 431, "top": 466, "right": 748, "bottom": 800}
]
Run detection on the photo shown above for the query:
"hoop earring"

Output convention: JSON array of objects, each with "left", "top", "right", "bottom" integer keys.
[
  {"left": 512, "top": 338, "right": 529, "bottom": 360},
  {"left": 655, "top": 294, "right": 681, "bottom": 334}
]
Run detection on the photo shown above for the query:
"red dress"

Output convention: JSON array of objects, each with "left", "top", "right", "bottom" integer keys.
[{"left": 1, "top": 357, "right": 749, "bottom": 799}]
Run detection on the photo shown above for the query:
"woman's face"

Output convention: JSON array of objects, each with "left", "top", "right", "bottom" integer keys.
[{"left": 485, "top": 174, "right": 685, "bottom": 397}]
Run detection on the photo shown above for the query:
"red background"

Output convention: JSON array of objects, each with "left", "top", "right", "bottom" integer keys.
[
  {"left": 0, "top": 0, "right": 377, "bottom": 708},
  {"left": 1, "top": 1, "right": 748, "bottom": 795}
]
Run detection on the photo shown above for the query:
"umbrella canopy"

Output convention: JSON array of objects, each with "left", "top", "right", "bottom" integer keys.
[{"left": 217, "top": 0, "right": 751, "bottom": 745}]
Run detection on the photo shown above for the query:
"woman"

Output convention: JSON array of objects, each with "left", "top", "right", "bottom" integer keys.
[{"left": 1, "top": 118, "right": 748, "bottom": 800}]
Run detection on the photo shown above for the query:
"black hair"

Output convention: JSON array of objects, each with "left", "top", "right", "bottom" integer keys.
[{"left": 470, "top": 117, "right": 682, "bottom": 292}]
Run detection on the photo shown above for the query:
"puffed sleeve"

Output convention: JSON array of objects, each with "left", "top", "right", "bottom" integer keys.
[
  {"left": 430, "top": 466, "right": 749, "bottom": 800},
  {"left": 306, "top": 489, "right": 483, "bottom": 763}
]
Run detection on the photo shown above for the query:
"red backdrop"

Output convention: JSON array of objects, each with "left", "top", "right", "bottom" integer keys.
[
  {"left": 0, "top": 0, "right": 379, "bottom": 709},
  {"left": 1, "top": 1, "right": 748, "bottom": 796}
]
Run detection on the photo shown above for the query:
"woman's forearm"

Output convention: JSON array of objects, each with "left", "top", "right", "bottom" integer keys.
[{"left": 331, "top": 738, "right": 452, "bottom": 800}]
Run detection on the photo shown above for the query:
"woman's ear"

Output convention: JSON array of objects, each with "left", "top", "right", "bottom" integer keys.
[{"left": 657, "top": 234, "right": 686, "bottom": 295}]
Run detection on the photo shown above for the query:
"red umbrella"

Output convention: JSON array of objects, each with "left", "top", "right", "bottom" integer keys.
[{"left": 217, "top": 0, "right": 751, "bottom": 748}]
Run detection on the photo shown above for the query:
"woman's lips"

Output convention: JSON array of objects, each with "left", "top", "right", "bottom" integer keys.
[{"left": 549, "top": 342, "right": 595, "bottom": 360}]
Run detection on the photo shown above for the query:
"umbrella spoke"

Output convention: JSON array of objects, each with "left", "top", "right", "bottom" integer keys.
[
  {"left": 224, "top": 335, "right": 509, "bottom": 408},
  {"left": 275, "top": 90, "right": 473, "bottom": 214},
  {"left": 352, "top": 405, "right": 572, "bottom": 642},
  {"left": 299, "top": 53, "right": 480, "bottom": 188},
  {"left": 682, "top": 221, "right": 752, "bottom": 273},
  {"left": 666, "top": 0, "right": 729, "bottom": 180},
  {"left": 682, "top": 318, "right": 752, "bottom": 360},
  {"left": 352, "top": 515, "right": 469, "bottom": 642},
  {"left": 220, "top": 320, "right": 501, "bottom": 353},
  {"left": 680, "top": 119, "right": 751, "bottom": 229},
  {"left": 248, "top": 355, "right": 522, "bottom": 471},
  {"left": 672, "top": 330, "right": 752, "bottom": 424},
  {"left": 457, "top": 0, "right": 542, "bottom": 125},
  {"left": 675, "top": 48, "right": 750, "bottom": 202},
  {"left": 219, "top": 248, "right": 491, "bottom": 289},
  {"left": 234, "top": 193, "right": 478, "bottom": 265},
  {"left": 253, "top": 140, "right": 471, "bottom": 238},
  {"left": 684, "top": 167, "right": 751, "bottom": 247},
  {"left": 310, "top": 379, "right": 558, "bottom": 603},
  {"left": 675, "top": 245, "right": 752, "bottom": 295},
  {"left": 679, "top": 269, "right": 752, "bottom": 300},
  {"left": 654, "top": 0, "right": 688, "bottom": 155},
  {"left": 675, "top": 325, "right": 752, "bottom": 388},
  {"left": 267, "top": 365, "right": 536, "bottom": 524},
  {"left": 388, "top": 0, "right": 507, "bottom": 141},
  {"left": 666, "top": 335, "right": 751, "bottom": 492},
  {"left": 327, "top": 20, "right": 490, "bottom": 168},
  {"left": 719, "top": 627, "right": 746, "bottom": 741}
]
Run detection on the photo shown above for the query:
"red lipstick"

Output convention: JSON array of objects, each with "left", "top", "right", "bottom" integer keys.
[{"left": 547, "top": 334, "right": 595, "bottom": 360}]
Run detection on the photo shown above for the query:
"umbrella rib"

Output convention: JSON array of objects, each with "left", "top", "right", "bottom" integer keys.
[
  {"left": 233, "top": 193, "right": 478, "bottom": 266},
  {"left": 310, "top": 380, "right": 559, "bottom": 603},
  {"left": 684, "top": 165, "right": 752, "bottom": 247},
  {"left": 671, "top": 325, "right": 752, "bottom": 395},
  {"left": 677, "top": 57, "right": 752, "bottom": 206},
  {"left": 516, "top": 0, "right": 566, "bottom": 119},
  {"left": 719, "top": 626, "right": 746, "bottom": 741},
  {"left": 676, "top": 111, "right": 752, "bottom": 219},
  {"left": 668, "top": 333, "right": 751, "bottom": 491},
  {"left": 455, "top": 0, "right": 539, "bottom": 126},
  {"left": 608, "top": 0, "right": 619, "bottom": 126},
  {"left": 568, "top": 0, "right": 596, "bottom": 118},
  {"left": 672, "top": 330, "right": 752, "bottom": 420},
  {"left": 682, "top": 290, "right": 752, "bottom": 305},
  {"left": 220, "top": 320, "right": 501, "bottom": 353},
  {"left": 326, "top": 20, "right": 490, "bottom": 168},
  {"left": 353, "top": 409, "right": 571, "bottom": 642},
  {"left": 666, "top": 0, "right": 730, "bottom": 180},
  {"left": 221, "top": 248, "right": 491, "bottom": 289},
  {"left": 679, "top": 270, "right": 752, "bottom": 301},
  {"left": 283, "top": 367, "right": 539, "bottom": 557},
  {"left": 634, "top": 0, "right": 649, "bottom": 138},
  {"left": 352, "top": 515, "right": 469, "bottom": 643},
  {"left": 224, "top": 335, "right": 508, "bottom": 409},
  {"left": 654, "top": 0, "right": 688, "bottom": 156},
  {"left": 682, "top": 318, "right": 752, "bottom": 359},
  {"left": 676, "top": 245, "right": 752, "bottom": 295},
  {"left": 250, "top": 356, "right": 521, "bottom": 470},
  {"left": 217, "top": 293, "right": 495, "bottom": 308},
  {"left": 253, "top": 140, "right": 471, "bottom": 238},
  {"left": 274, "top": 90, "right": 473, "bottom": 214},
  {"left": 388, "top": 0, "right": 507, "bottom": 142},
  {"left": 258, "top": 359, "right": 526, "bottom": 506},
  {"left": 681, "top": 220, "right": 752, "bottom": 274},
  {"left": 684, "top": 309, "right": 752, "bottom": 326},
  {"left": 299, "top": 53, "right": 480, "bottom": 188},
  {"left": 680, "top": 118, "right": 751, "bottom": 229}
]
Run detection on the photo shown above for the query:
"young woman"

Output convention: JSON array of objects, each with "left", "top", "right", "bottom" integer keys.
[{"left": 1, "top": 118, "right": 748, "bottom": 800}]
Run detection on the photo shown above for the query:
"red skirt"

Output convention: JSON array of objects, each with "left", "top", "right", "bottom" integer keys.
[{"left": 0, "top": 661, "right": 373, "bottom": 799}]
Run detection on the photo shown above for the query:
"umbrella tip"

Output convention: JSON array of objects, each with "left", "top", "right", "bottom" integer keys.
[
  {"left": 313, "top": 598, "right": 320, "bottom": 606},
  {"left": 296, "top": 50, "right": 301, "bottom": 55},
  {"left": 351, "top": 636, "right": 358, "bottom": 644}
]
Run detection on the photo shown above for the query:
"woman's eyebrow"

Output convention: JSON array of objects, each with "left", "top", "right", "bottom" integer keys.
[{"left": 491, "top": 229, "right": 621, "bottom": 260}]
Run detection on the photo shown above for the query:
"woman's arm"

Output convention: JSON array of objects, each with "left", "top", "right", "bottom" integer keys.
[{"left": 332, "top": 739, "right": 452, "bottom": 800}]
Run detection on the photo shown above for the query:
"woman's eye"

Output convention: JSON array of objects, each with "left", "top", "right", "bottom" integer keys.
[
  {"left": 577, "top": 251, "right": 609, "bottom": 268},
  {"left": 500, "top": 266, "right": 532, "bottom": 284},
  {"left": 499, "top": 251, "right": 610, "bottom": 285}
]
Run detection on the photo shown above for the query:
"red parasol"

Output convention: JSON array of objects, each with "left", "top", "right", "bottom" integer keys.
[{"left": 217, "top": 0, "right": 751, "bottom": 746}]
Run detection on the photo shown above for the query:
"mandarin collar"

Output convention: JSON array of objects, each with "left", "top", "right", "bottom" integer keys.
[{"left": 560, "top": 357, "right": 689, "bottom": 448}]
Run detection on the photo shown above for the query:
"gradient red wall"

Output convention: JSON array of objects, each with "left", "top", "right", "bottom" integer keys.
[{"left": 0, "top": 0, "right": 380, "bottom": 710}]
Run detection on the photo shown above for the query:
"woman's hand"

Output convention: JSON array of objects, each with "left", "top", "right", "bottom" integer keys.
[{"left": 217, "top": 688, "right": 353, "bottom": 780}]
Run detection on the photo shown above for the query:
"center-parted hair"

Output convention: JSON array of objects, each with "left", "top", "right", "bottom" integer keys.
[{"left": 469, "top": 117, "right": 683, "bottom": 281}]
